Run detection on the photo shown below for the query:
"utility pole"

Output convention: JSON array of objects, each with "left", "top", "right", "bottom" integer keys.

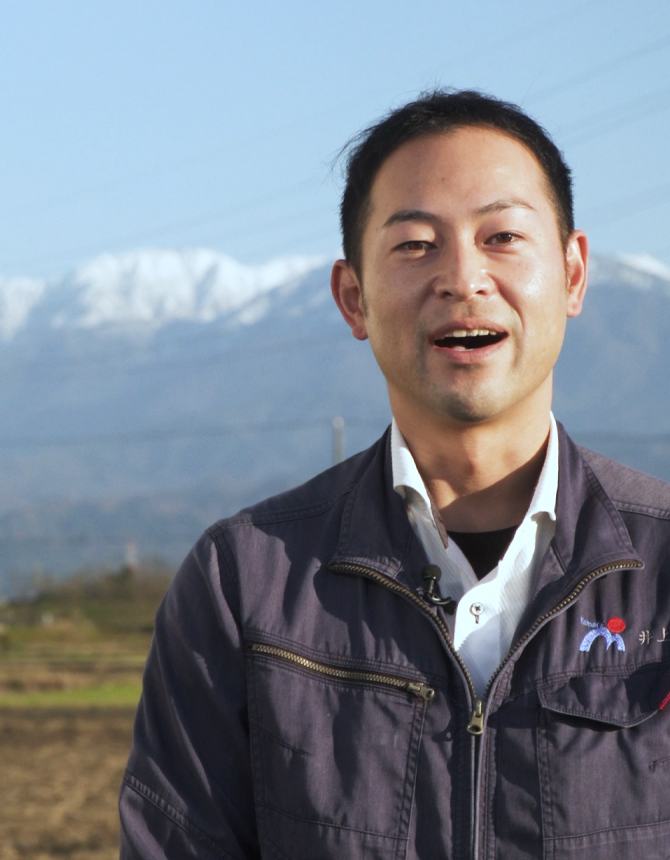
[
  {"left": 332, "top": 416, "right": 345, "bottom": 465},
  {"left": 124, "top": 540, "right": 139, "bottom": 575}
]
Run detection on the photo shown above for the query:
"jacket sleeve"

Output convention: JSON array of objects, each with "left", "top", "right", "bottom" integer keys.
[{"left": 119, "top": 530, "right": 260, "bottom": 859}]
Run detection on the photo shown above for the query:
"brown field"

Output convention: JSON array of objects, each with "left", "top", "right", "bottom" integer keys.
[
  {"left": 0, "top": 707, "right": 135, "bottom": 860},
  {"left": 0, "top": 565, "right": 170, "bottom": 859}
]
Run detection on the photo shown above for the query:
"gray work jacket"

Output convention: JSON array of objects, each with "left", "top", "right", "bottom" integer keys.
[{"left": 120, "top": 424, "right": 670, "bottom": 860}]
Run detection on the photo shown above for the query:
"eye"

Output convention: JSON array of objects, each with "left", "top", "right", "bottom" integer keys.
[
  {"left": 486, "top": 232, "right": 519, "bottom": 245},
  {"left": 395, "top": 240, "right": 435, "bottom": 252}
]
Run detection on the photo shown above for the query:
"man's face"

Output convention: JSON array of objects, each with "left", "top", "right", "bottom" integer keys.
[{"left": 332, "top": 126, "right": 588, "bottom": 427}]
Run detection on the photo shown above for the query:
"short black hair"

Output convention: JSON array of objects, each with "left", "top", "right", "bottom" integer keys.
[{"left": 340, "top": 89, "right": 574, "bottom": 276}]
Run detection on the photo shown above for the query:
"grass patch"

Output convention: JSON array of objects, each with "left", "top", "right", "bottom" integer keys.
[
  {"left": 1, "top": 561, "right": 173, "bottom": 633},
  {"left": 0, "top": 563, "right": 170, "bottom": 711},
  {"left": 0, "top": 681, "right": 142, "bottom": 708}
]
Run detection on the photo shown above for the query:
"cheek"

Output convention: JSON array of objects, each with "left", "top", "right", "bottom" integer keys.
[
  {"left": 362, "top": 300, "right": 404, "bottom": 349},
  {"left": 526, "top": 296, "right": 568, "bottom": 367},
  {"left": 515, "top": 263, "right": 568, "bottom": 326},
  {"left": 365, "top": 277, "right": 419, "bottom": 327}
]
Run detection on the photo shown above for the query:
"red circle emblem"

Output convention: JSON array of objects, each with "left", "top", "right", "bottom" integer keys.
[{"left": 606, "top": 617, "right": 626, "bottom": 633}]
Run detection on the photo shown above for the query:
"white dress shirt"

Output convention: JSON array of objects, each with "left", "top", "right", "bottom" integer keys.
[{"left": 391, "top": 415, "right": 559, "bottom": 698}]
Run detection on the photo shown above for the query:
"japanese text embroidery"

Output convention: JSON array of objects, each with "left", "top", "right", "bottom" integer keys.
[{"left": 638, "top": 627, "right": 669, "bottom": 645}]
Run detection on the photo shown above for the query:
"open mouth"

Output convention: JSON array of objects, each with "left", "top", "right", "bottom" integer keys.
[{"left": 433, "top": 329, "right": 507, "bottom": 351}]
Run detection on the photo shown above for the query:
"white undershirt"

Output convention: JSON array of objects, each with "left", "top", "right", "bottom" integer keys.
[{"left": 391, "top": 415, "right": 559, "bottom": 698}]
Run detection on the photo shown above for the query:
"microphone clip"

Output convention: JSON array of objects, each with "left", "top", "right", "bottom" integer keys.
[{"left": 421, "top": 564, "right": 457, "bottom": 614}]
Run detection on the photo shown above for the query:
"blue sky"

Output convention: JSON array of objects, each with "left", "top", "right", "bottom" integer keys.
[{"left": 1, "top": 0, "right": 669, "bottom": 278}]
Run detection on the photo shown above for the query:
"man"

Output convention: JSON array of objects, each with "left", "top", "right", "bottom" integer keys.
[{"left": 120, "top": 91, "right": 670, "bottom": 859}]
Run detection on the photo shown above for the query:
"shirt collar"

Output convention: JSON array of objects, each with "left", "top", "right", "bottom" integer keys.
[
  {"left": 526, "top": 412, "right": 558, "bottom": 522},
  {"left": 391, "top": 413, "right": 559, "bottom": 526},
  {"left": 391, "top": 418, "right": 434, "bottom": 511}
]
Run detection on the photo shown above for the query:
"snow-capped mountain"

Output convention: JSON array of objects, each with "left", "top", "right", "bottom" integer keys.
[
  {"left": 2, "top": 245, "right": 669, "bottom": 340},
  {"left": 0, "top": 249, "right": 326, "bottom": 338},
  {"left": 0, "top": 247, "right": 669, "bottom": 593},
  {"left": 0, "top": 275, "right": 45, "bottom": 339},
  {"left": 589, "top": 252, "right": 670, "bottom": 292}
]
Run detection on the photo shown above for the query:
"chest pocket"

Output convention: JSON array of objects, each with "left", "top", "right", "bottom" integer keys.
[
  {"left": 246, "top": 642, "right": 433, "bottom": 860},
  {"left": 537, "top": 663, "right": 670, "bottom": 860}
]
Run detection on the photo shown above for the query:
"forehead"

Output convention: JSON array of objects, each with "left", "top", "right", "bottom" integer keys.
[{"left": 368, "top": 127, "right": 551, "bottom": 216}]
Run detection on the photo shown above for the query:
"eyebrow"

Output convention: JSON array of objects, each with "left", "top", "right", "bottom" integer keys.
[
  {"left": 381, "top": 199, "right": 536, "bottom": 229},
  {"left": 382, "top": 209, "right": 440, "bottom": 229},
  {"left": 474, "top": 198, "right": 536, "bottom": 216}
]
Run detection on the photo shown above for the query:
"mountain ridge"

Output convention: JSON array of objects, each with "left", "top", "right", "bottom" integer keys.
[
  {"left": 0, "top": 247, "right": 669, "bottom": 594},
  {"left": 0, "top": 249, "right": 326, "bottom": 339},
  {"left": 2, "top": 246, "right": 670, "bottom": 339}
]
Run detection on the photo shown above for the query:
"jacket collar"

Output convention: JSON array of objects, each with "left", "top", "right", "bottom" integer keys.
[
  {"left": 513, "top": 422, "right": 644, "bottom": 636},
  {"left": 330, "top": 422, "right": 644, "bottom": 605},
  {"left": 552, "top": 420, "right": 641, "bottom": 579},
  {"left": 329, "top": 427, "right": 431, "bottom": 591}
]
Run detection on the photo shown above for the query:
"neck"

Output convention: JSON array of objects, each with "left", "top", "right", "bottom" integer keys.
[{"left": 392, "top": 395, "right": 552, "bottom": 533}]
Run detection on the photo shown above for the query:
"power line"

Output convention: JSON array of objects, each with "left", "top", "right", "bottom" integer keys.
[
  {"left": 194, "top": 220, "right": 340, "bottom": 262},
  {"left": 0, "top": 416, "right": 385, "bottom": 449},
  {"left": 4, "top": 27, "right": 668, "bottom": 275},
  {"left": 559, "top": 84, "right": 670, "bottom": 148},
  {"left": 526, "top": 32, "right": 670, "bottom": 105},
  {"left": 0, "top": 201, "right": 335, "bottom": 273},
  {"left": 0, "top": 420, "right": 324, "bottom": 448},
  {"left": 5, "top": 25, "right": 670, "bottom": 296},
  {"left": 2, "top": 125, "right": 324, "bottom": 222},
  {"left": 580, "top": 180, "right": 670, "bottom": 225},
  {"left": 433, "top": 0, "right": 611, "bottom": 92},
  {"left": 0, "top": 327, "right": 352, "bottom": 381},
  {"left": 3, "top": 0, "right": 594, "bottom": 225},
  {"left": 0, "top": 2, "right": 618, "bottom": 279}
]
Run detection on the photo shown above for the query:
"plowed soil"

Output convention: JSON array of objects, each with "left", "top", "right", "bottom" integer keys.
[
  {"left": 0, "top": 708, "right": 135, "bottom": 860},
  {"left": 0, "top": 565, "right": 169, "bottom": 858}
]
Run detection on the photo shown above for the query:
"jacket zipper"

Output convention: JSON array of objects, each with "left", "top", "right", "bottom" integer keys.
[
  {"left": 329, "top": 560, "right": 483, "bottom": 860},
  {"left": 332, "top": 558, "right": 643, "bottom": 725},
  {"left": 469, "top": 556, "right": 643, "bottom": 860},
  {"left": 330, "top": 555, "right": 642, "bottom": 860},
  {"left": 248, "top": 641, "right": 436, "bottom": 701},
  {"left": 481, "top": 557, "right": 643, "bottom": 701},
  {"left": 328, "top": 561, "right": 479, "bottom": 705}
]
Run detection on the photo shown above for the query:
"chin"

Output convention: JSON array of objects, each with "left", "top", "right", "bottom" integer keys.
[
  {"left": 432, "top": 390, "right": 507, "bottom": 425},
  {"left": 443, "top": 404, "right": 494, "bottom": 425}
]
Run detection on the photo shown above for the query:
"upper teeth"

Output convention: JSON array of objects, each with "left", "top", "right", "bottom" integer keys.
[{"left": 449, "top": 329, "right": 497, "bottom": 337}]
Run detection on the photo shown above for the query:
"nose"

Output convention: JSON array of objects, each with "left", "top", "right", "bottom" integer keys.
[{"left": 433, "top": 242, "right": 493, "bottom": 300}]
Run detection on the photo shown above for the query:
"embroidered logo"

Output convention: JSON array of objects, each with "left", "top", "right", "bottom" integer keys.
[{"left": 579, "top": 617, "right": 626, "bottom": 652}]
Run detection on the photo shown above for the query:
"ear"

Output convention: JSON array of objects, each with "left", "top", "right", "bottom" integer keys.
[
  {"left": 331, "top": 259, "right": 369, "bottom": 340},
  {"left": 565, "top": 230, "right": 588, "bottom": 318}
]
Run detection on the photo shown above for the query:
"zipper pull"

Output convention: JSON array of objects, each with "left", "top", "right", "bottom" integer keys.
[
  {"left": 407, "top": 681, "right": 436, "bottom": 701},
  {"left": 467, "top": 699, "right": 485, "bottom": 735}
]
